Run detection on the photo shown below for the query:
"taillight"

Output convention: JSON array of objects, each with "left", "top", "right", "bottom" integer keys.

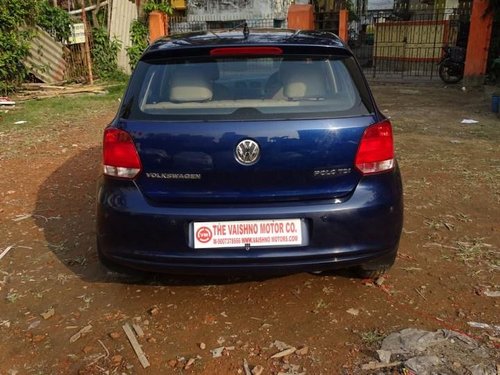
[
  {"left": 103, "top": 128, "right": 142, "bottom": 179},
  {"left": 355, "top": 120, "right": 394, "bottom": 175},
  {"left": 210, "top": 47, "right": 283, "bottom": 56}
]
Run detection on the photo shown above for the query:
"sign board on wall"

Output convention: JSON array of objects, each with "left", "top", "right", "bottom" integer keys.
[
  {"left": 367, "top": 0, "right": 395, "bottom": 10},
  {"left": 68, "top": 23, "right": 85, "bottom": 44}
]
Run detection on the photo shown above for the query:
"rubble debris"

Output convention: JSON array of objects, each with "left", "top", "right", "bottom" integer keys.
[
  {"left": 211, "top": 346, "right": 225, "bottom": 358},
  {"left": 12, "top": 214, "right": 32, "bottom": 222},
  {"left": 109, "top": 331, "right": 120, "bottom": 339},
  {"left": 346, "top": 308, "right": 359, "bottom": 316},
  {"left": 0, "top": 97, "right": 15, "bottom": 106},
  {"left": 123, "top": 323, "right": 150, "bottom": 368},
  {"left": 368, "top": 328, "right": 497, "bottom": 374},
  {"left": 16, "top": 83, "right": 108, "bottom": 101},
  {"left": 28, "top": 320, "right": 40, "bottom": 330},
  {"left": 483, "top": 290, "right": 500, "bottom": 297},
  {"left": 40, "top": 308, "right": 55, "bottom": 320},
  {"left": 272, "top": 340, "right": 293, "bottom": 351},
  {"left": 184, "top": 357, "right": 196, "bottom": 369},
  {"left": 148, "top": 306, "right": 160, "bottom": 316},
  {"left": 252, "top": 364, "right": 264, "bottom": 375},
  {"left": 69, "top": 324, "right": 92, "bottom": 343},
  {"left": 295, "top": 346, "right": 309, "bottom": 356},
  {"left": 211, "top": 346, "right": 235, "bottom": 358},
  {"left": 361, "top": 361, "right": 401, "bottom": 370},
  {"left": 32, "top": 334, "right": 46, "bottom": 343},
  {"left": 381, "top": 328, "right": 450, "bottom": 354},
  {"left": 111, "top": 354, "right": 123, "bottom": 366},
  {"left": 405, "top": 355, "right": 441, "bottom": 374},
  {"left": 467, "top": 322, "right": 500, "bottom": 333},
  {"left": 361, "top": 278, "right": 375, "bottom": 287},
  {"left": 243, "top": 359, "right": 252, "bottom": 375},
  {"left": 167, "top": 359, "right": 177, "bottom": 368},
  {"left": 98, "top": 339, "right": 109, "bottom": 358},
  {"left": 467, "top": 364, "right": 497, "bottom": 375},
  {"left": 460, "top": 118, "right": 478, "bottom": 124},
  {"left": 270, "top": 347, "right": 296, "bottom": 359},
  {"left": 376, "top": 349, "right": 391, "bottom": 363},
  {"left": 277, "top": 367, "right": 306, "bottom": 375},
  {"left": 199, "top": 342, "right": 206, "bottom": 350},
  {"left": 375, "top": 276, "right": 386, "bottom": 286}
]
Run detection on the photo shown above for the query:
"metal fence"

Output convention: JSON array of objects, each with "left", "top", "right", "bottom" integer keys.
[
  {"left": 171, "top": 3, "right": 474, "bottom": 81},
  {"left": 169, "top": 17, "right": 284, "bottom": 35},
  {"left": 64, "top": 42, "right": 92, "bottom": 83},
  {"left": 488, "top": 20, "right": 500, "bottom": 81},
  {"left": 348, "top": 3, "right": 472, "bottom": 80},
  {"left": 314, "top": 1, "right": 344, "bottom": 36}
]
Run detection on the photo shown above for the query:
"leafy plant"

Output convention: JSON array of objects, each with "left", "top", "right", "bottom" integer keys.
[
  {"left": 91, "top": 27, "right": 124, "bottom": 80},
  {"left": 360, "top": 330, "right": 385, "bottom": 349},
  {"left": 344, "top": 0, "right": 359, "bottom": 22},
  {"left": 0, "top": 0, "right": 39, "bottom": 94},
  {"left": 143, "top": 0, "right": 173, "bottom": 15},
  {"left": 126, "top": 20, "right": 149, "bottom": 70},
  {"left": 36, "top": 0, "right": 72, "bottom": 42}
]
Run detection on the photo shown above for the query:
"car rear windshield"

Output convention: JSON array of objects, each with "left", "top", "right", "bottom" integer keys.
[{"left": 124, "top": 55, "right": 374, "bottom": 121}]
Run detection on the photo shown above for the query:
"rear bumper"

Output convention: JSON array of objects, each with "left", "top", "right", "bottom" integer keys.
[{"left": 96, "top": 169, "right": 403, "bottom": 275}]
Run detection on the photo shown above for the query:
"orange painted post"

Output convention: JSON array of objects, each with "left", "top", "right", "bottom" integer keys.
[
  {"left": 287, "top": 4, "right": 315, "bottom": 30},
  {"left": 463, "top": 0, "right": 493, "bottom": 84},
  {"left": 339, "top": 9, "right": 349, "bottom": 43},
  {"left": 148, "top": 11, "right": 167, "bottom": 42}
]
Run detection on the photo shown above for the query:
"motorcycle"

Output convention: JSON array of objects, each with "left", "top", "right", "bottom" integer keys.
[{"left": 438, "top": 45, "right": 465, "bottom": 84}]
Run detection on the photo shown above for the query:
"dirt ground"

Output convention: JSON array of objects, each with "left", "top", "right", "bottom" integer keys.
[{"left": 0, "top": 83, "right": 499, "bottom": 375}]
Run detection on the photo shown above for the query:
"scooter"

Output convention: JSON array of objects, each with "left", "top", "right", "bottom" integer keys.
[{"left": 438, "top": 46, "right": 465, "bottom": 84}]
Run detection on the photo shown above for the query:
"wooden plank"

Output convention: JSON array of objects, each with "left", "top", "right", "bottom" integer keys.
[
  {"left": 0, "top": 246, "right": 14, "bottom": 261},
  {"left": 361, "top": 361, "right": 402, "bottom": 370},
  {"left": 132, "top": 323, "right": 144, "bottom": 338},
  {"left": 81, "top": 5, "right": 94, "bottom": 85},
  {"left": 69, "top": 324, "right": 92, "bottom": 343},
  {"left": 122, "top": 323, "right": 150, "bottom": 368}
]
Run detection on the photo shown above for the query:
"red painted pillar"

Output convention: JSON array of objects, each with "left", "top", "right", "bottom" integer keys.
[
  {"left": 464, "top": 0, "right": 493, "bottom": 83},
  {"left": 148, "top": 11, "right": 167, "bottom": 42},
  {"left": 287, "top": 4, "right": 315, "bottom": 30},
  {"left": 339, "top": 9, "right": 349, "bottom": 42}
]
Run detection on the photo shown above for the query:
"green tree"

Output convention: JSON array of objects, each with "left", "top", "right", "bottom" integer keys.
[{"left": 0, "top": 0, "right": 39, "bottom": 93}]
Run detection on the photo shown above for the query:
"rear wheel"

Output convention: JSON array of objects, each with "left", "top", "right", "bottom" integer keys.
[
  {"left": 353, "top": 251, "right": 397, "bottom": 279},
  {"left": 439, "top": 62, "right": 463, "bottom": 84}
]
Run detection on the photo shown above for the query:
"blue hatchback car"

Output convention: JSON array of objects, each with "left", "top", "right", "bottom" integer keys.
[{"left": 96, "top": 29, "right": 403, "bottom": 277}]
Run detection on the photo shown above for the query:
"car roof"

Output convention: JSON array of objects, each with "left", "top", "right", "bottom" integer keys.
[{"left": 145, "top": 29, "right": 348, "bottom": 56}]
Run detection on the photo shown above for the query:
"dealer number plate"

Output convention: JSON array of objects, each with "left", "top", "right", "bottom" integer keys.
[{"left": 192, "top": 219, "right": 303, "bottom": 249}]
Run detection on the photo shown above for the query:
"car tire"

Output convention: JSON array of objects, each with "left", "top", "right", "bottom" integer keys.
[{"left": 353, "top": 250, "right": 397, "bottom": 279}]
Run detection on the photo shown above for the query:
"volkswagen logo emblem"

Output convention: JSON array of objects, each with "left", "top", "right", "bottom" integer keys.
[{"left": 235, "top": 139, "right": 260, "bottom": 165}]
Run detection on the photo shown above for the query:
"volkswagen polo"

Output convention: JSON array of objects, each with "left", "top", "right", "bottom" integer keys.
[{"left": 96, "top": 29, "right": 403, "bottom": 277}]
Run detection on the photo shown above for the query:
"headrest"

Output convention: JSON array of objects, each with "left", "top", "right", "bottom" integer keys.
[
  {"left": 280, "top": 63, "right": 327, "bottom": 100},
  {"left": 169, "top": 65, "right": 213, "bottom": 102}
]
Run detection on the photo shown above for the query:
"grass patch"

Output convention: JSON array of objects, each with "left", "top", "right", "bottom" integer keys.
[
  {"left": 360, "top": 329, "right": 385, "bottom": 349},
  {"left": 0, "top": 80, "right": 127, "bottom": 133},
  {"left": 455, "top": 237, "right": 494, "bottom": 263}
]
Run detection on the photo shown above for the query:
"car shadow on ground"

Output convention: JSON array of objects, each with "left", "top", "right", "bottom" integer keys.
[{"left": 34, "top": 147, "right": 349, "bottom": 286}]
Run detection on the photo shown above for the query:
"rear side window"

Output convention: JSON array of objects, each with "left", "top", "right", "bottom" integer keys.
[{"left": 126, "top": 55, "right": 373, "bottom": 121}]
